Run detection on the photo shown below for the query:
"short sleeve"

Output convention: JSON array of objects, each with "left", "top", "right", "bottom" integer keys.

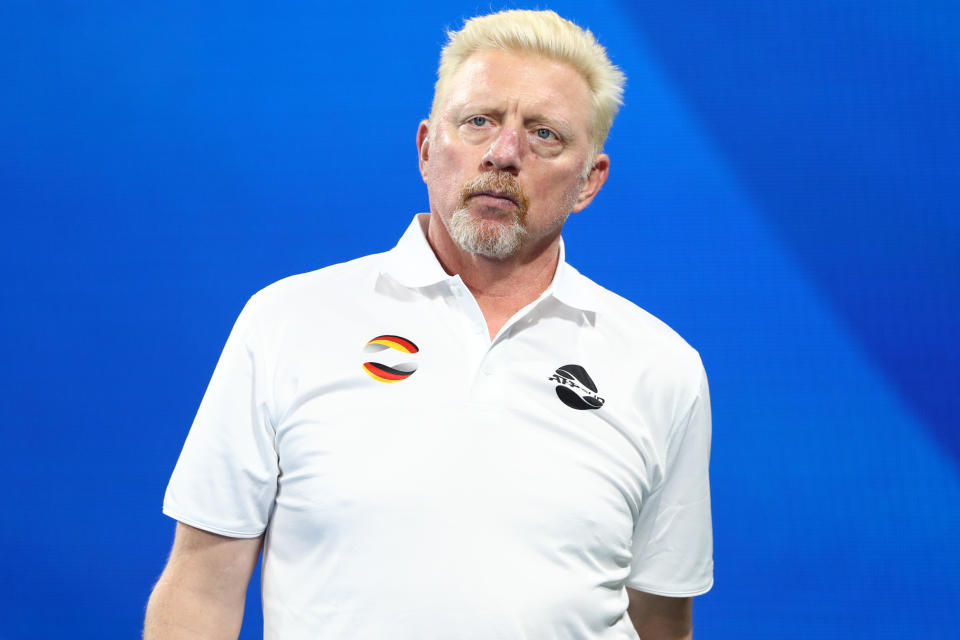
[
  {"left": 627, "top": 364, "right": 714, "bottom": 596},
  {"left": 162, "top": 294, "right": 279, "bottom": 538}
]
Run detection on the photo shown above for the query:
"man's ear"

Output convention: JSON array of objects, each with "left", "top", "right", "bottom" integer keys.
[
  {"left": 571, "top": 153, "right": 610, "bottom": 213},
  {"left": 417, "top": 119, "right": 431, "bottom": 183}
]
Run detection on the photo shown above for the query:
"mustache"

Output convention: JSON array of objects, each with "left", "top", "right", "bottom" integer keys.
[{"left": 457, "top": 172, "right": 530, "bottom": 216}]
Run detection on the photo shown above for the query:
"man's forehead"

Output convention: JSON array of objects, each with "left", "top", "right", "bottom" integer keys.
[{"left": 440, "top": 49, "right": 590, "bottom": 114}]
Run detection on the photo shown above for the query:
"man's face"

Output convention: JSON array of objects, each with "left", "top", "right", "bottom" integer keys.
[{"left": 418, "top": 49, "right": 608, "bottom": 260}]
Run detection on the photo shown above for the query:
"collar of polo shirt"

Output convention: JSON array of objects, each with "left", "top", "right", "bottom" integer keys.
[{"left": 380, "top": 214, "right": 599, "bottom": 316}]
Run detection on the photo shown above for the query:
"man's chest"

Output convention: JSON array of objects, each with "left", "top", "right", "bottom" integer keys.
[{"left": 262, "top": 296, "right": 665, "bottom": 577}]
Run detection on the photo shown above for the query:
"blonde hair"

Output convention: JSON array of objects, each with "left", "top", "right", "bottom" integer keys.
[{"left": 430, "top": 9, "right": 626, "bottom": 155}]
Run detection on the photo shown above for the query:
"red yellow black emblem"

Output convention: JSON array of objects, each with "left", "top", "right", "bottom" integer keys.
[{"left": 362, "top": 335, "right": 419, "bottom": 383}]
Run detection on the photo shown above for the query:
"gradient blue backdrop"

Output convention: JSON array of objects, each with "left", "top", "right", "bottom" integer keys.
[{"left": 1, "top": 2, "right": 957, "bottom": 638}]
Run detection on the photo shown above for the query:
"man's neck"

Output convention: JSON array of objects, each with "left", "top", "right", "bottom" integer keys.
[{"left": 424, "top": 213, "right": 561, "bottom": 340}]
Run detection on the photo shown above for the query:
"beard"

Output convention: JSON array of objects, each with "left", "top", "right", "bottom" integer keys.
[
  {"left": 444, "top": 167, "right": 588, "bottom": 260},
  {"left": 447, "top": 171, "right": 531, "bottom": 260}
]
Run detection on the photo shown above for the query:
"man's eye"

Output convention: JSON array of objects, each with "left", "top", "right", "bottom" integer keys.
[
  {"left": 535, "top": 128, "right": 556, "bottom": 140},
  {"left": 469, "top": 116, "right": 489, "bottom": 127}
]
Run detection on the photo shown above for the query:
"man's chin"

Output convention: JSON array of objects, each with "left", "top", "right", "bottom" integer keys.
[{"left": 448, "top": 208, "right": 528, "bottom": 260}]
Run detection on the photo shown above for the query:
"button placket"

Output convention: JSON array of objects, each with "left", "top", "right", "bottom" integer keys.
[
  {"left": 480, "top": 350, "right": 493, "bottom": 376},
  {"left": 441, "top": 278, "right": 491, "bottom": 389},
  {"left": 448, "top": 277, "right": 489, "bottom": 337}
]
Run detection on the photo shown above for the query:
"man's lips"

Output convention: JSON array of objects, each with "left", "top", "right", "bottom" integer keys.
[{"left": 468, "top": 191, "right": 518, "bottom": 207}]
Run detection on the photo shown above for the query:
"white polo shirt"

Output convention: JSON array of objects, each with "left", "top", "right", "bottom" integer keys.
[{"left": 163, "top": 214, "right": 713, "bottom": 640}]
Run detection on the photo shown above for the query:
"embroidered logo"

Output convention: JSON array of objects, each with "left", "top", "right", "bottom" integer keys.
[
  {"left": 362, "top": 335, "right": 419, "bottom": 383},
  {"left": 549, "top": 364, "right": 605, "bottom": 410}
]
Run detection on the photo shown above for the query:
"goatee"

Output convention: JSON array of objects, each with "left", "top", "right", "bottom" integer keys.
[{"left": 448, "top": 172, "right": 530, "bottom": 260}]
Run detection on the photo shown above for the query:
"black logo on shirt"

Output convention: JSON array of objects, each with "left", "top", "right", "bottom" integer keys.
[{"left": 549, "top": 364, "right": 605, "bottom": 410}]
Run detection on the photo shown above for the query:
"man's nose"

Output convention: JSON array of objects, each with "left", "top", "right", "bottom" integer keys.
[{"left": 481, "top": 126, "right": 523, "bottom": 175}]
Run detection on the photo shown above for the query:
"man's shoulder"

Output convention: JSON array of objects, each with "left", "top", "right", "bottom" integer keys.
[
  {"left": 226, "top": 250, "right": 391, "bottom": 340},
  {"left": 570, "top": 266, "right": 703, "bottom": 371},
  {"left": 252, "top": 250, "right": 387, "bottom": 309}
]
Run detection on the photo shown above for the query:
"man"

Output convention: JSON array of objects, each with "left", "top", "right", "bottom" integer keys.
[{"left": 145, "top": 9, "right": 712, "bottom": 640}]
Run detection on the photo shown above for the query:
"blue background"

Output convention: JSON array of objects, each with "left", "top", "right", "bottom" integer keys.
[{"left": 1, "top": 1, "right": 957, "bottom": 638}]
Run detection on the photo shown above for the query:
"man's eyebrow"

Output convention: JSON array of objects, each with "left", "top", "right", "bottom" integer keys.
[{"left": 451, "top": 101, "right": 504, "bottom": 116}]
